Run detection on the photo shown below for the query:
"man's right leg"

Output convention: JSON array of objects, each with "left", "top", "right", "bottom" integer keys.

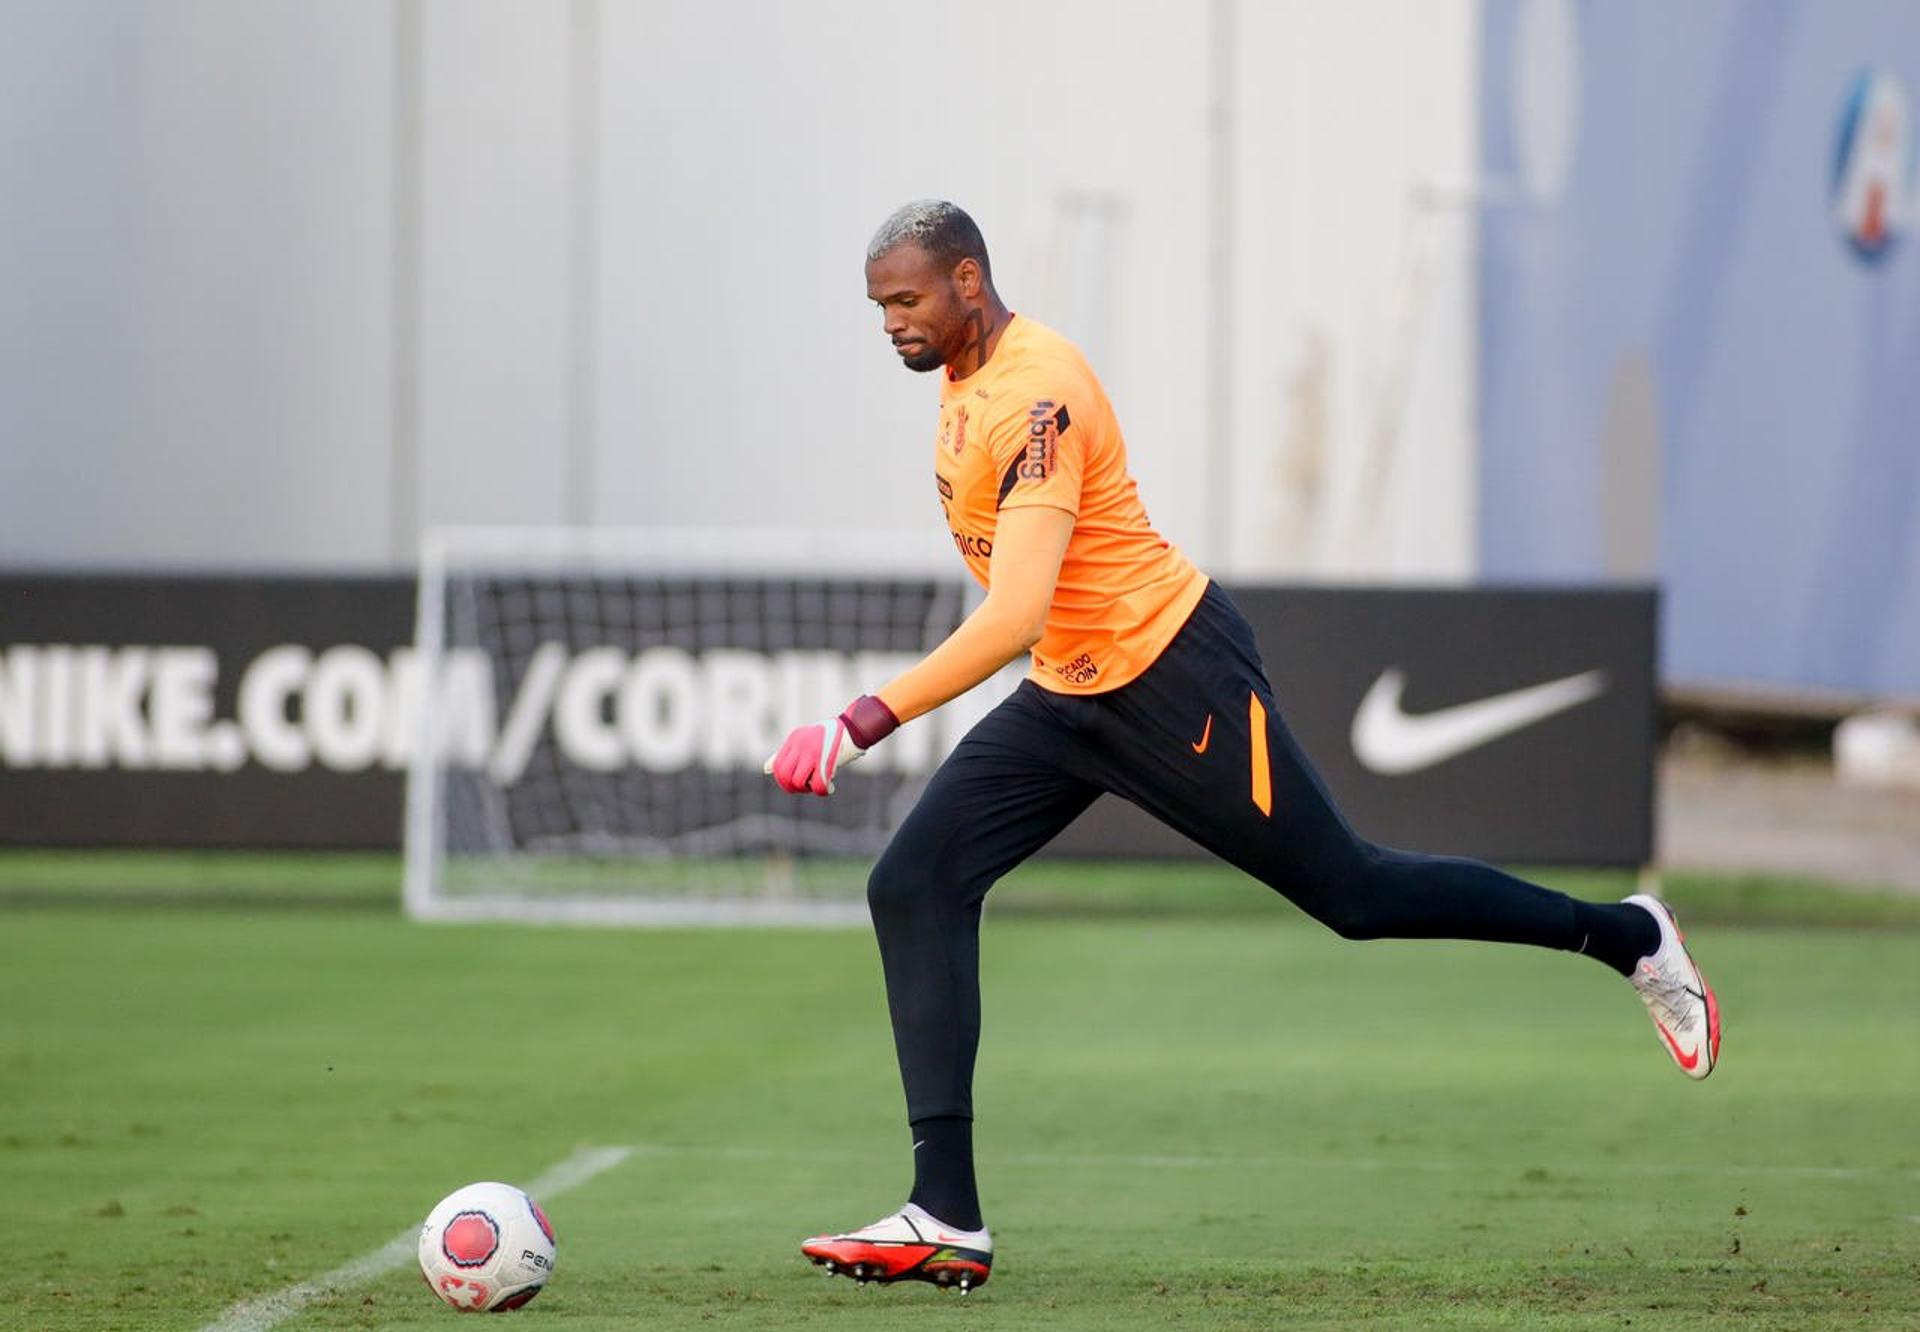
[
  {"left": 803, "top": 684, "right": 1098, "bottom": 1288},
  {"left": 869, "top": 684, "right": 1098, "bottom": 1185}
]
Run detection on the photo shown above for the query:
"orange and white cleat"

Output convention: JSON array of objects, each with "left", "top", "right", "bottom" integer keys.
[
  {"left": 1624, "top": 893, "right": 1721, "bottom": 1080},
  {"left": 801, "top": 1203, "right": 991, "bottom": 1294}
]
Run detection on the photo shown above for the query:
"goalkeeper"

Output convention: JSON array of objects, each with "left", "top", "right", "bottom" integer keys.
[{"left": 767, "top": 200, "right": 1719, "bottom": 1295}]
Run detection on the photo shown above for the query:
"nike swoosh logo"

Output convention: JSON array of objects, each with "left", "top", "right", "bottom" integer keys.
[
  {"left": 1654, "top": 1018, "right": 1701, "bottom": 1071},
  {"left": 1351, "top": 668, "right": 1608, "bottom": 775},
  {"left": 1190, "top": 715, "right": 1213, "bottom": 754}
]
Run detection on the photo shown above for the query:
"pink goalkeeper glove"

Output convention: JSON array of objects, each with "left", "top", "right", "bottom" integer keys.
[{"left": 764, "top": 695, "right": 900, "bottom": 796}]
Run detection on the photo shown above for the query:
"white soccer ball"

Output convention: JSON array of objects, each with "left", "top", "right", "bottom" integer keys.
[{"left": 417, "top": 1181, "right": 557, "bottom": 1312}]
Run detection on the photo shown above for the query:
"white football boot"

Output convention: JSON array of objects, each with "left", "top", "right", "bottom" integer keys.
[
  {"left": 801, "top": 1203, "right": 992, "bottom": 1293},
  {"left": 1623, "top": 893, "right": 1721, "bottom": 1080}
]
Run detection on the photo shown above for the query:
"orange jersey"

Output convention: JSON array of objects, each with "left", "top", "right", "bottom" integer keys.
[{"left": 933, "top": 314, "right": 1207, "bottom": 694}]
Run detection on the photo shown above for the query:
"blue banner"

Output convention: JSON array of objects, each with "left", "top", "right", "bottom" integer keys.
[{"left": 1479, "top": 0, "right": 1920, "bottom": 696}]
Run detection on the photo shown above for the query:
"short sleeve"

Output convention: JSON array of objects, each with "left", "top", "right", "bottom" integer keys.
[{"left": 987, "top": 390, "right": 1084, "bottom": 515}]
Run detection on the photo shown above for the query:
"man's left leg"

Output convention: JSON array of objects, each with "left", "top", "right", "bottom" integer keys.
[{"left": 1075, "top": 583, "right": 1719, "bottom": 1078}]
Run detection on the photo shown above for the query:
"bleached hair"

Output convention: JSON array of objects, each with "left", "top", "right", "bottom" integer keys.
[{"left": 866, "top": 200, "right": 993, "bottom": 283}]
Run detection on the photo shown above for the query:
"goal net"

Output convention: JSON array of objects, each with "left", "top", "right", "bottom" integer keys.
[{"left": 403, "top": 527, "right": 994, "bottom": 926}]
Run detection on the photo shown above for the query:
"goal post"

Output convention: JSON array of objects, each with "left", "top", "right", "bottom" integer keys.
[{"left": 403, "top": 526, "right": 995, "bottom": 926}]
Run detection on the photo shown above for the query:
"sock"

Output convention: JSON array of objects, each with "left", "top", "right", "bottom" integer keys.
[
  {"left": 907, "top": 1115, "right": 982, "bottom": 1232},
  {"left": 1570, "top": 899, "right": 1662, "bottom": 976}
]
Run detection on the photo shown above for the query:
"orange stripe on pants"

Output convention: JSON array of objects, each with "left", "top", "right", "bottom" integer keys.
[{"left": 1248, "top": 692, "right": 1272, "bottom": 816}]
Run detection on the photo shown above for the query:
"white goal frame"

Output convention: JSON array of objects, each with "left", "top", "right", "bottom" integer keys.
[{"left": 403, "top": 525, "right": 966, "bottom": 928}]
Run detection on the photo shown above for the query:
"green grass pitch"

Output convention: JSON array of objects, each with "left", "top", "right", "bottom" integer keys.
[{"left": 3, "top": 856, "right": 1918, "bottom": 1329}]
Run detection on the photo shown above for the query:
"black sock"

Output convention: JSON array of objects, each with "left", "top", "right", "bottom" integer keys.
[
  {"left": 1569, "top": 899, "right": 1662, "bottom": 975},
  {"left": 907, "top": 1115, "right": 982, "bottom": 1232}
]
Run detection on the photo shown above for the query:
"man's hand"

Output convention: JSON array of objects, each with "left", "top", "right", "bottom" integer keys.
[
  {"left": 765, "top": 717, "right": 866, "bottom": 796},
  {"left": 764, "top": 695, "right": 900, "bottom": 797}
]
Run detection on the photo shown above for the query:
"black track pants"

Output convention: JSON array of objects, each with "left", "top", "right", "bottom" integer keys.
[{"left": 867, "top": 581, "right": 1588, "bottom": 1122}]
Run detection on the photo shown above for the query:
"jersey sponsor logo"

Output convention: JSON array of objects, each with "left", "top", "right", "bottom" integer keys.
[
  {"left": 1833, "top": 67, "right": 1913, "bottom": 263},
  {"left": 997, "top": 401, "right": 1071, "bottom": 506},
  {"left": 1350, "top": 668, "right": 1608, "bottom": 775},
  {"left": 1052, "top": 652, "right": 1098, "bottom": 685},
  {"left": 935, "top": 473, "right": 953, "bottom": 501},
  {"left": 1020, "top": 400, "right": 1067, "bottom": 480},
  {"left": 950, "top": 529, "right": 993, "bottom": 559}
]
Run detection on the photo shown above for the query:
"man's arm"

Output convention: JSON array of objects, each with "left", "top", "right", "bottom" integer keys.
[
  {"left": 764, "top": 505, "right": 1073, "bottom": 795},
  {"left": 876, "top": 504, "right": 1074, "bottom": 723}
]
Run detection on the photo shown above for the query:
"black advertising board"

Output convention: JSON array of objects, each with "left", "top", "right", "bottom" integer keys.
[
  {"left": 0, "top": 576, "right": 415, "bottom": 847},
  {"left": 0, "top": 576, "right": 1655, "bottom": 863},
  {"left": 1049, "top": 586, "right": 1657, "bottom": 865}
]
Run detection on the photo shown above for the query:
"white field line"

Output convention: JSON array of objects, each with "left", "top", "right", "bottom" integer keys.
[
  {"left": 198, "top": 1145, "right": 632, "bottom": 1332},
  {"left": 619, "top": 1140, "right": 1919, "bottom": 1182},
  {"left": 198, "top": 1136, "right": 1909, "bottom": 1331}
]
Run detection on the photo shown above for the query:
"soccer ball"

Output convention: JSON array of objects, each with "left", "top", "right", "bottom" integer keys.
[{"left": 417, "top": 1181, "right": 557, "bottom": 1312}]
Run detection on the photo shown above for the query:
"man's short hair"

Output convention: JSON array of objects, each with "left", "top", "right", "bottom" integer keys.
[{"left": 867, "top": 200, "right": 992, "bottom": 284}]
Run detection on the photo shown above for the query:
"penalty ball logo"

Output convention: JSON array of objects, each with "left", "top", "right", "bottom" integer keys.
[
  {"left": 442, "top": 1211, "right": 501, "bottom": 1268},
  {"left": 1832, "top": 67, "right": 1913, "bottom": 262}
]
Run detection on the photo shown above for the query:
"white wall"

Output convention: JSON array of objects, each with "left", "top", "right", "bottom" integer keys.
[
  {"left": 1229, "top": 0, "right": 1481, "bottom": 579},
  {"left": 0, "top": 0, "right": 396, "bottom": 569},
  {"left": 414, "top": 0, "right": 575, "bottom": 534},
  {"left": 0, "top": 0, "right": 1480, "bottom": 580},
  {"left": 588, "top": 0, "right": 1215, "bottom": 564}
]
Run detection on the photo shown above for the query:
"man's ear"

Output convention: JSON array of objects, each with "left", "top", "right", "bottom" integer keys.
[{"left": 954, "top": 257, "right": 982, "bottom": 298}]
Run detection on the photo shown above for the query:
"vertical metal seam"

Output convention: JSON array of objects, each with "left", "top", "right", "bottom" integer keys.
[
  {"left": 388, "top": 0, "right": 424, "bottom": 568},
  {"left": 566, "top": 0, "right": 602, "bottom": 527},
  {"left": 1206, "top": 0, "right": 1237, "bottom": 573}
]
